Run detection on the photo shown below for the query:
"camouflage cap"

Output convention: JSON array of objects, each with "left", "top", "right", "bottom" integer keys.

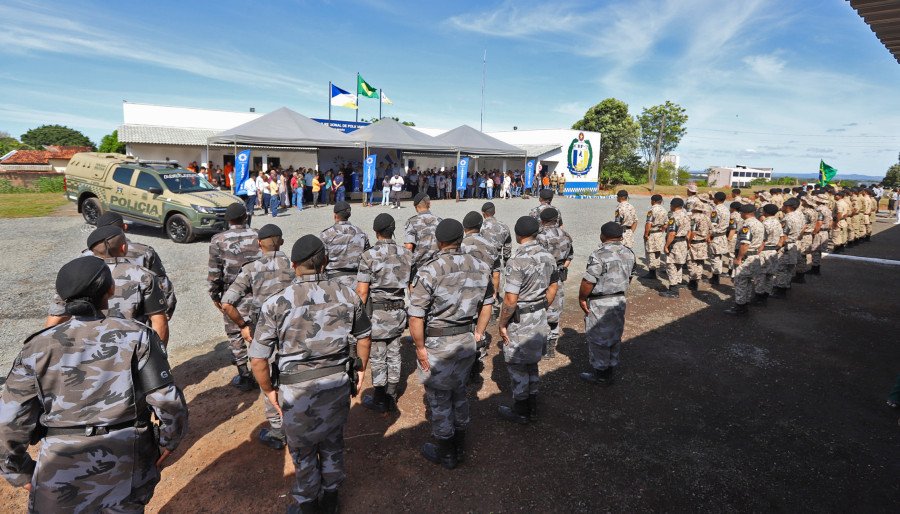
[{"left": 687, "top": 184, "right": 698, "bottom": 193}]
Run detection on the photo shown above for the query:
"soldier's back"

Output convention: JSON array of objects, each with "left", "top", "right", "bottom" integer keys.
[
  {"left": 321, "top": 222, "right": 370, "bottom": 271},
  {"left": 209, "top": 226, "right": 261, "bottom": 287},
  {"left": 412, "top": 249, "right": 491, "bottom": 327},
  {"left": 405, "top": 212, "right": 442, "bottom": 265}
]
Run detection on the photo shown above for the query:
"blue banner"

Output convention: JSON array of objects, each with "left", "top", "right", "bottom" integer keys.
[
  {"left": 457, "top": 157, "right": 470, "bottom": 191},
  {"left": 524, "top": 159, "right": 536, "bottom": 190},
  {"left": 363, "top": 154, "right": 378, "bottom": 193},
  {"left": 311, "top": 118, "right": 370, "bottom": 133},
  {"left": 234, "top": 150, "right": 251, "bottom": 195}
]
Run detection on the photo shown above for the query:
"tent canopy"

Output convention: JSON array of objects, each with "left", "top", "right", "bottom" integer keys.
[
  {"left": 350, "top": 118, "right": 455, "bottom": 153},
  {"left": 207, "top": 107, "right": 355, "bottom": 148},
  {"left": 435, "top": 124, "right": 526, "bottom": 156}
]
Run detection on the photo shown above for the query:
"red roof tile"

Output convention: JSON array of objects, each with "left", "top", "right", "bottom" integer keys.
[
  {"left": 45, "top": 146, "right": 94, "bottom": 159},
  {"left": 1, "top": 150, "right": 51, "bottom": 164}
]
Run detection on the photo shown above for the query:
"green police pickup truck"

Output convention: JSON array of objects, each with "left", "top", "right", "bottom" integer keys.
[{"left": 65, "top": 152, "right": 243, "bottom": 243}]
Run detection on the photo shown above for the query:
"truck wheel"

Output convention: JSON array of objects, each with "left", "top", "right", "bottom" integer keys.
[
  {"left": 81, "top": 197, "right": 103, "bottom": 225},
  {"left": 166, "top": 214, "right": 194, "bottom": 243}
]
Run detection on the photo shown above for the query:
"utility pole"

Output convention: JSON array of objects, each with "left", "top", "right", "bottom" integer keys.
[
  {"left": 649, "top": 110, "right": 667, "bottom": 192},
  {"left": 480, "top": 50, "right": 486, "bottom": 132}
]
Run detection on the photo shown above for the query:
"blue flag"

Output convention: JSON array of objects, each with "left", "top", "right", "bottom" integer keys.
[
  {"left": 234, "top": 150, "right": 251, "bottom": 195},
  {"left": 363, "top": 154, "right": 378, "bottom": 193},
  {"left": 524, "top": 159, "right": 535, "bottom": 190},
  {"left": 457, "top": 157, "right": 470, "bottom": 191}
]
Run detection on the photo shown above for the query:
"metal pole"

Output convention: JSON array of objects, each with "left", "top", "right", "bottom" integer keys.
[
  {"left": 379, "top": 89, "right": 383, "bottom": 120},
  {"left": 480, "top": 50, "right": 486, "bottom": 132},
  {"left": 328, "top": 81, "right": 332, "bottom": 125},
  {"left": 232, "top": 140, "right": 237, "bottom": 194},
  {"left": 456, "top": 149, "right": 461, "bottom": 202},
  {"left": 355, "top": 73, "right": 359, "bottom": 123},
  {"left": 649, "top": 111, "right": 667, "bottom": 192}
]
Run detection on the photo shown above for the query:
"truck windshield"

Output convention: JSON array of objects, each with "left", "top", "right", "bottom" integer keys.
[{"left": 160, "top": 172, "right": 216, "bottom": 193}]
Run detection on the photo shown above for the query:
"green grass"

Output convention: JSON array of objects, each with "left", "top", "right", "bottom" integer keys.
[{"left": 0, "top": 192, "right": 69, "bottom": 218}]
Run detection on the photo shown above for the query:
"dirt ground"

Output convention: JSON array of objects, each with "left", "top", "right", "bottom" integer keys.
[{"left": 1, "top": 218, "right": 898, "bottom": 513}]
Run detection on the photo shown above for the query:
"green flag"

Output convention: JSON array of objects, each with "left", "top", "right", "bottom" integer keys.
[
  {"left": 819, "top": 160, "right": 837, "bottom": 186},
  {"left": 357, "top": 74, "right": 378, "bottom": 99}
]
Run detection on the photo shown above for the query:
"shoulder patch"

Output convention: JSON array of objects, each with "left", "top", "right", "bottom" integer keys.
[{"left": 741, "top": 226, "right": 749, "bottom": 233}]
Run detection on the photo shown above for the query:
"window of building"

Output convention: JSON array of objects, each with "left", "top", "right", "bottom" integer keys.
[
  {"left": 136, "top": 172, "right": 161, "bottom": 191},
  {"left": 112, "top": 167, "right": 134, "bottom": 185}
]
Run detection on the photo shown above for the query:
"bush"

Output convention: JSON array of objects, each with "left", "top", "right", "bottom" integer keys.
[{"left": 0, "top": 176, "right": 64, "bottom": 194}]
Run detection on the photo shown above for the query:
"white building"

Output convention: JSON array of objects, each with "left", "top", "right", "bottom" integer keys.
[{"left": 707, "top": 165, "right": 774, "bottom": 188}]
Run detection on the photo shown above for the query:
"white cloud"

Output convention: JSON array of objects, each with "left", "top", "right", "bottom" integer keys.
[{"left": 744, "top": 54, "right": 787, "bottom": 77}]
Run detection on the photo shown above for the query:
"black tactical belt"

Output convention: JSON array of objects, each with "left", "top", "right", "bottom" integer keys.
[
  {"left": 649, "top": 229, "right": 663, "bottom": 233},
  {"left": 45, "top": 419, "right": 144, "bottom": 437},
  {"left": 372, "top": 299, "right": 405, "bottom": 311},
  {"left": 744, "top": 250, "right": 758, "bottom": 255},
  {"left": 516, "top": 300, "right": 547, "bottom": 314},
  {"left": 426, "top": 323, "right": 473, "bottom": 337},
  {"left": 672, "top": 236, "right": 687, "bottom": 241},
  {"left": 712, "top": 232, "right": 727, "bottom": 237},
  {"left": 763, "top": 245, "right": 779, "bottom": 250},
  {"left": 586, "top": 292, "right": 624, "bottom": 299},
  {"left": 279, "top": 364, "right": 346, "bottom": 385}
]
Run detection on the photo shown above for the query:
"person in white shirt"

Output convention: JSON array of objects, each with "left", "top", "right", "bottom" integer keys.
[
  {"left": 254, "top": 172, "right": 266, "bottom": 210},
  {"left": 436, "top": 174, "right": 446, "bottom": 200},
  {"left": 389, "top": 173, "right": 405, "bottom": 209},
  {"left": 501, "top": 173, "right": 512, "bottom": 199},
  {"left": 242, "top": 171, "right": 258, "bottom": 223},
  {"left": 445, "top": 172, "right": 453, "bottom": 199},
  {"left": 381, "top": 176, "right": 391, "bottom": 206},
  {"left": 485, "top": 176, "right": 494, "bottom": 199}
]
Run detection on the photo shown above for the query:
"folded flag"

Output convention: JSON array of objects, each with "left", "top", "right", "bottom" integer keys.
[
  {"left": 330, "top": 84, "right": 357, "bottom": 109},
  {"left": 380, "top": 90, "right": 393, "bottom": 105},
  {"left": 819, "top": 160, "right": 837, "bottom": 186},
  {"left": 358, "top": 75, "right": 378, "bottom": 99}
]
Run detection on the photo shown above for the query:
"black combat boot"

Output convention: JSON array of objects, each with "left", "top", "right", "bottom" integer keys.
[
  {"left": 287, "top": 500, "right": 319, "bottom": 514},
  {"left": 453, "top": 429, "right": 466, "bottom": 464},
  {"left": 543, "top": 338, "right": 558, "bottom": 360},
  {"left": 527, "top": 394, "right": 538, "bottom": 422},
  {"left": 687, "top": 279, "right": 698, "bottom": 291},
  {"left": 579, "top": 367, "right": 614, "bottom": 386},
  {"left": 498, "top": 399, "right": 530, "bottom": 425},
  {"left": 770, "top": 286, "right": 788, "bottom": 299},
  {"left": 421, "top": 437, "right": 458, "bottom": 469},
  {"left": 751, "top": 293, "right": 768, "bottom": 306},
  {"left": 709, "top": 273, "right": 720, "bottom": 285},
  {"left": 792, "top": 272, "right": 806, "bottom": 284},
  {"left": 231, "top": 364, "right": 256, "bottom": 392},
  {"left": 319, "top": 489, "right": 339, "bottom": 514},
  {"left": 362, "top": 386, "right": 388, "bottom": 413},
  {"left": 645, "top": 269, "right": 657, "bottom": 280},
  {"left": 658, "top": 285, "right": 680, "bottom": 298},
  {"left": 810, "top": 265, "right": 821, "bottom": 275},
  {"left": 384, "top": 382, "right": 399, "bottom": 412},
  {"left": 724, "top": 303, "right": 749, "bottom": 316},
  {"left": 258, "top": 426, "right": 286, "bottom": 450}
]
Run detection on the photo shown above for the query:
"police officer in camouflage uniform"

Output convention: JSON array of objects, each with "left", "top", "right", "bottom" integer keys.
[
  {"left": 249, "top": 235, "right": 372, "bottom": 514},
  {"left": 497, "top": 216, "right": 558, "bottom": 423},
  {"left": 530, "top": 188, "right": 563, "bottom": 226},
  {"left": 643, "top": 194, "right": 668, "bottom": 280},
  {"left": 461, "top": 211, "right": 501, "bottom": 376},
  {"left": 358, "top": 213, "right": 412, "bottom": 414},
  {"left": 578, "top": 222, "right": 636, "bottom": 385},
  {"left": 772, "top": 198, "right": 804, "bottom": 298},
  {"left": 708, "top": 192, "right": 730, "bottom": 285},
  {"left": 755, "top": 204, "right": 784, "bottom": 306},
  {"left": 536, "top": 208, "right": 573, "bottom": 359},
  {"left": 404, "top": 193, "right": 442, "bottom": 280},
  {"left": 811, "top": 192, "right": 832, "bottom": 275},
  {"left": 409, "top": 219, "right": 494, "bottom": 470},
  {"left": 480, "top": 202, "right": 512, "bottom": 300},
  {"left": 659, "top": 198, "right": 690, "bottom": 298},
  {"left": 614, "top": 190, "right": 638, "bottom": 248},
  {"left": 49, "top": 225, "right": 169, "bottom": 346},
  {"left": 686, "top": 202, "right": 711, "bottom": 291},
  {"left": 88, "top": 211, "right": 177, "bottom": 318},
  {"left": 208, "top": 202, "right": 262, "bottom": 390},
  {"left": 321, "top": 201, "right": 371, "bottom": 290},
  {"left": 221, "top": 224, "right": 295, "bottom": 450},
  {"left": 725, "top": 204, "right": 765, "bottom": 315},
  {"left": 1, "top": 256, "right": 188, "bottom": 513}
]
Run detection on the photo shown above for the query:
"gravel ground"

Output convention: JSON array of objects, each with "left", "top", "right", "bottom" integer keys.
[{"left": 0, "top": 195, "right": 648, "bottom": 371}]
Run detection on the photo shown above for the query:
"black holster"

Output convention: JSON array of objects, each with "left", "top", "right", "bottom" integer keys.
[
  {"left": 558, "top": 267, "right": 568, "bottom": 282},
  {"left": 347, "top": 357, "right": 363, "bottom": 396}
]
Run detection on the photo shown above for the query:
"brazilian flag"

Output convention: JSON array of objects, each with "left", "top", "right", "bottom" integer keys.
[
  {"left": 819, "top": 160, "right": 837, "bottom": 186},
  {"left": 357, "top": 74, "right": 378, "bottom": 99}
]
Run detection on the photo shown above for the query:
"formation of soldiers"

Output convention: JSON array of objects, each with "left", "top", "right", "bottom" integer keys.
[{"left": 614, "top": 183, "right": 880, "bottom": 315}]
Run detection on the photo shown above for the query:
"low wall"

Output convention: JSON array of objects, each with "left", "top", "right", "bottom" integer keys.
[{"left": 0, "top": 171, "right": 58, "bottom": 188}]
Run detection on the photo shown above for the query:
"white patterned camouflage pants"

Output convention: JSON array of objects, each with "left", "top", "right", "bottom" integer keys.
[{"left": 585, "top": 295, "right": 626, "bottom": 370}]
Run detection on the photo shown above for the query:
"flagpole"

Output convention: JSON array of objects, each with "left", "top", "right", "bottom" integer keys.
[
  {"left": 328, "top": 81, "right": 332, "bottom": 126},
  {"left": 379, "top": 89, "right": 383, "bottom": 120},
  {"left": 355, "top": 73, "right": 359, "bottom": 123},
  {"left": 480, "top": 49, "right": 486, "bottom": 131}
]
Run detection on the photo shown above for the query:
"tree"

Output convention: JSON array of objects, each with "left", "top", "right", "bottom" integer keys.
[
  {"left": 99, "top": 130, "right": 126, "bottom": 154},
  {"left": 884, "top": 163, "right": 900, "bottom": 188},
  {"left": 655, "top": 161, "right": 676, "bottom": 186},
  {"left": 638, "top": 101, "right": 688, "bottom": 182},
  {"left": 365, "top": 116, "right": 415, "bottom": 126},
  {"left": 600, "top": 153, "right": 647, "bottom": 187},
  {"left": 572, "top": 98, "right": 640, "bottom": 182},
  {"left": 676, "top": 166, "right": 691, "bottom": 185},
  {"left": 0, "top": 134, "right": 31, "bottom": 156},
  {"left": 20, "top": 124, "right": 95, "bottom": 149}
]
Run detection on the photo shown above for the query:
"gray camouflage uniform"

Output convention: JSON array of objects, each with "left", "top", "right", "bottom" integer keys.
[
  {"left": 529, "top": 203, "right": 563, "bottom": 226},
  {"left": 409, "top": 248, "right": 494, "bottom": 440},
  {"left": 404, "top": 211, "right": 442, "bottom": 277},
  {"left": 502, "top": 241, "right": 557, "bottom": 401},
  {"left": 49, "top": 257, "right": 167, "bottom": 325},
  {"left": 537, "top": 223, "right": 574, "bottom": 355},
  {"left": 321, "top": 221, "right": 371, "bottom": 290},
  {"left": 0, "top": 316, "right": 188, "bottom": 513},
  {"left": 208, "top": 225, "right": 261, "bottom": 366},
  {"left": 221, "top": 250, "right": 295, "bottom": 432},
  {"left": 480, "top": 216, "right": 512, "bottom": 266},
  {"left": 357, "top": 240, "right": 412, "bottom": 388},
  {"left": 249, "top": 275, "right": 371, "bottom": 506},
  {"left": 583, "top": 242, "right": 636, "bottom": 371}
]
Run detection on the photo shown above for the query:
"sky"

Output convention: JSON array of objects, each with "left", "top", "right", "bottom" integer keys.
[{"left": 1, "top": 0, "right": 899, "bottom": 176}]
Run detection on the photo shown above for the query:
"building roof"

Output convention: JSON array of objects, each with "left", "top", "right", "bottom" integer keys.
[
  {"left": 0, "top": 146, "right": 92, "bottom": 165},
  {"left": 119, "top": 124, "right": 222, "bottom": 146},
  {"left": 44, "top": 145, "right": 94, "bottom": 159},
  {"left": 207, "top": 107, "right": 353, "bottom": 148},
  {"left": 850, "top": 0, "right": 900, "bottom": 64},
  {"left": 434, "top": 125, "right": 526, "bottom": 156},
  {"left": 518, "top": 144, "right": 561, "bottom": 158},
  {"left": 350, "top": 117, "right": 454, "bottom": 153}
]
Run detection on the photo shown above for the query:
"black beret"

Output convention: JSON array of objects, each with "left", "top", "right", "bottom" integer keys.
[
  {"left": 257, "top": 224, "right": 282, "bottom": 240},
  {"left": 225, "top": 202, "right": 247, "bottom": 221},
  {"left": 834, "top": 190, "right": 845, "bottom": 197},
  {"left": 435, "top": 218, "right": 464, "bottom": 243},
  {"left": 87, "top": 225, "right": 124, "bottom": 249},
  {"left": 714, "top": 192, "right": 727, "bottom": 201},
  {"left": 729, "top": 201, "right": 742, "bottom": 210},
  {"left": 739, "top": 203, "right": 757, "bottom": 214},
  {"left": 616, "top": 189, "right": 628, "bottom": 198},
  {"left": 96, "top": 212, "right": 124, "bottom": 227},
  {"left": 670, "top": 198, "right": 684, "bottom": 208},
  {"left": 796, "top": 191, "right": 807, "bottom": 198},
  {"left": 784, "top": 198, "right": 800, "bottom": 208},
  {"left": 413, "top": 192, "right": 429, "bottom": 206},
  {"left": 650, "top": 194, "right": 663, "bottom": 202},
  {"left": 291, "top": 234, "right": 324, "bottom": 263},
  {"left": 762, "top": 204, "right": 779, "bottom": 216},
  {"left": 539, "top": 207, "right": 559, "bottom": 222},
  {"left": 514, "top": 216, "right": 540, "bottom": 237},
  {"left": 373, "top": 213, "right": 395, "bottom": 232},
  {"left": 769, "top": 188, "right": 780, "bottom": 194},
  {"left": 539, "top": 189, "right": 554, "bottom": 200},
  {"left": 333, "top": 201, "right": 351, "bottom": 214},
  {"left": 601, "top": 222, "right": 623, "bottom": 238},
  {"left": 56, "top": 256, "right": 113, "bottom": 301},
  {"left": 481, "top": 202, "right": 495, "bottom": 214},
  {"left": 463, "top": 211, "right": 483, "bottom": 229}
]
